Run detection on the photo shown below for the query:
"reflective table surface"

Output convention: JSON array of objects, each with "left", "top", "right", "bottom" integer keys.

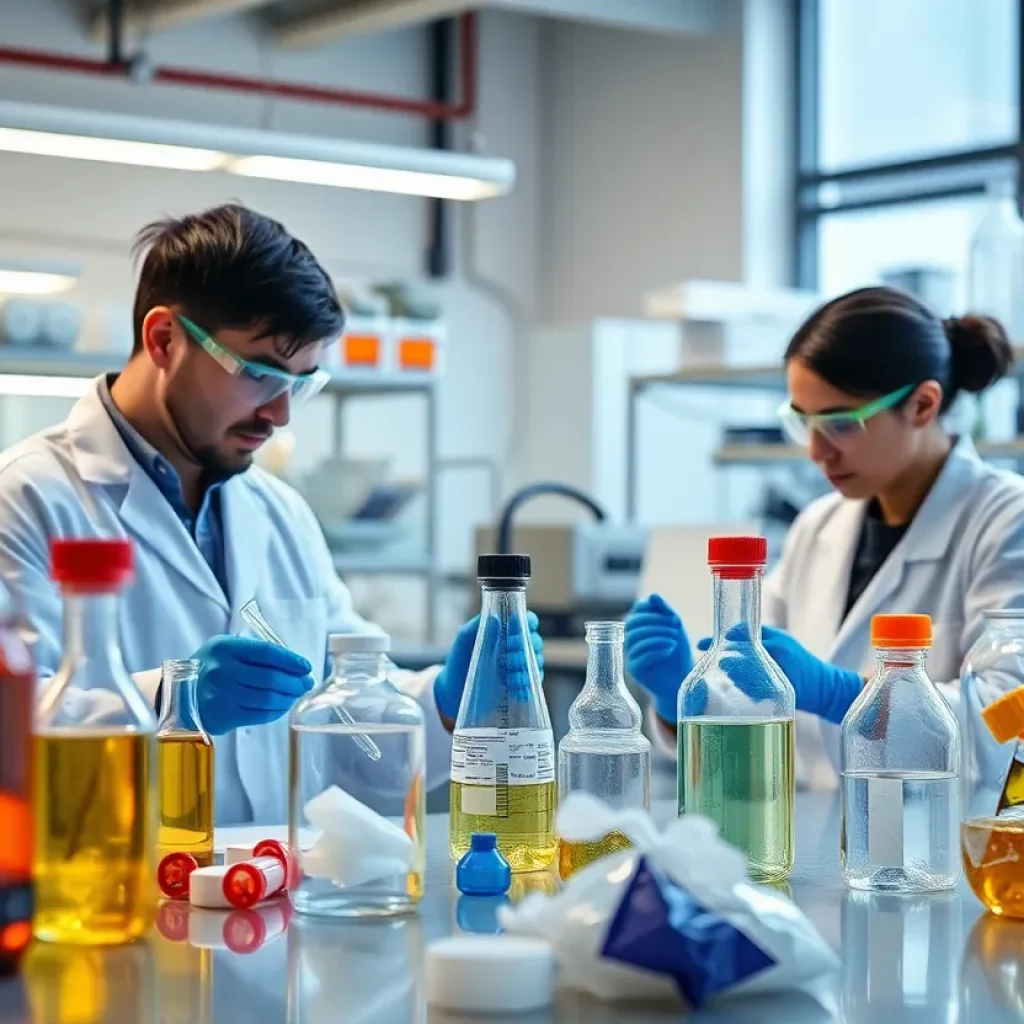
[{"left": 0, "top": 792, "right": 1020, "bottom": 1023}]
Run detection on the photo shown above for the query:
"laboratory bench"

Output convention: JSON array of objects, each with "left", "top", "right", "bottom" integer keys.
[{"left": 0, "top": 792, "right": 1015, "bottom": 1023}]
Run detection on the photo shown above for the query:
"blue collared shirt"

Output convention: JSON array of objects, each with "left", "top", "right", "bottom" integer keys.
[{"left": 98, "top": 377, "right": 229, "bottom": 600}]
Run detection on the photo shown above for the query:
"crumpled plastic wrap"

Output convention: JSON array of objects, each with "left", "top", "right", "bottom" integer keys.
[{"left": 498, "top": 794, "right": 839, "bottom": 1011}]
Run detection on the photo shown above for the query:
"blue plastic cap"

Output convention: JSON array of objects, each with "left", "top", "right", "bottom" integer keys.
[
  {"left": 456, "top": 833, "right": 512, "bottom": 896},
  {"left": 470, "top": 832, "right": 497, "bottom": 852}
]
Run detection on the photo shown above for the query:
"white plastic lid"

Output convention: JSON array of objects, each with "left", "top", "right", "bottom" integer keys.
[
  {"left": 188, "top": 864, "right": 232, "bottom": 909},
  {"left": 426, "top": 935, "right": 555, "bottom": 1013},
  {"left": 328, "top": 633, "right": 391, "bottom": 654}
]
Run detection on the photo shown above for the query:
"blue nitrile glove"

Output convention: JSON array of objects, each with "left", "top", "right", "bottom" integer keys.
[
  {"left": 434, "top": 611, "right": 545, "bottom": 723},
  {"left": 696, "top": 625, "right": 863, "bottom": 725},
  {"left": 191, "top": 635, "right": 313, "bottom": 736},
  {"left": 625, "top": 593, "right": 694, "bottom": 724}
]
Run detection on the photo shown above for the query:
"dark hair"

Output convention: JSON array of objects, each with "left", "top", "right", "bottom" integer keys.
[
  {"left": 785, "top": 286, "right": 1013, "bottom": 413},
  {"left": 131, "top": 204, "right": 344, "bottom": 357}
]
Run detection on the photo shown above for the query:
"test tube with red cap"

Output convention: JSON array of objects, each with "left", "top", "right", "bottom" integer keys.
[
  {"left": 222, "top": 840, "right": 296, "bottom": 910},
  {"left": 158, "top": 852, "right": 199, "bottom": 900}
]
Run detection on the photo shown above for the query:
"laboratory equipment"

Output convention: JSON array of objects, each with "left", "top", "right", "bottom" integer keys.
[
  {"left": 289, "top": 633, "right": 425, "bottom": 917},
  {"left": 455, "top": 833, "right": 511, "bottom": 896},
  {"left": 450, "top": 554, "right": 557, "bottom": 872},
  {"left": 0, "top": 581, "right": 34, "bottom": 976},
  {"left": 222, "top": 839, "right": 295, "bottom": 909},
  {"left": 426, "top": 935, "right": 556, "bottom": 1015},
  {"left": 157, "top": 658, "right": 214, "bottom": 867},
  {"left": 677, "top": 536, "right": 795, "bottom": 883},
  {"left": 241, "top": 598, "right": 381, "bottom": 761},
  {"left": 557, "top": 620, "right": 650, "bottom": 879},
  {"left": 969, "top": 179, "right": 1024, "bottom": 341},
  {"left": 33, "top": 538, "right": 157, "bottom": 945},
  {"left": 841, "top": 614, "right": 961, "bottom": 893}
]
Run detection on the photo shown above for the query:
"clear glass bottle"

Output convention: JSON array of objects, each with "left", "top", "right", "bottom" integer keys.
[
  {"left": 157, "top": 659, "right": 214, "bottom": 868},
  {"left": 678, "top": 536, "right": 795, "bottom": 883},
  {"left": 450, "top": 554, "right": 555, "bottom": 872},
  {"left": 0, "top": 580, "right": 35, "bottom": 976},
  {"left": 557, "top": 620, "right": 650, "bottom": 879},
  {"left": 970, "top": 179, "right": 1024, "bottom": 342},
  {"left": 289, "top": 633, "right": 425, "bottom": 918},
  {"left": 841, "top": 614, "right": 961, "bottom": 893},
  {"left": 960, "top": 611, "right": 1024, "bottom": 917},
  {"left": 33, "top": 538, "right": 156, "bottom": 944}
]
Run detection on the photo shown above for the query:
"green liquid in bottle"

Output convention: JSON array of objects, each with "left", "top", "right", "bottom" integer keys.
[{"left": 679, "top": 718, "right": 795, "bottom": 882}]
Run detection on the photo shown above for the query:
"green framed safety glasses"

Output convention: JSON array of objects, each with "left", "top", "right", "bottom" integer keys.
[
  {"left": 778, "top": 383, "right": 915, "bottom": 446},
  {"left": 177, "top": 314, "right": 331, "bottom": 406}
]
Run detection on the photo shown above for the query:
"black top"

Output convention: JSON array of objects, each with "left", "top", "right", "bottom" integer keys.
[
  {"left": 478, "top": 553, "right": 531, "bottom": 580},
  {"left": 844, "top": 500, "right": 909, "bottom": 616}
]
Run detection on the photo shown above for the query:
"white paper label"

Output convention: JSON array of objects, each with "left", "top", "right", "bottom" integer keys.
[
  {"left": 451, "top": 728, "right": 555, "bottom": 788},
  {"left": 868, "top": 775, "right": 904, "bottom": 867}
]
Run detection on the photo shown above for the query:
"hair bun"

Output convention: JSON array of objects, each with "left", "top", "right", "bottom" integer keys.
[{"left": 944, "top": 314, "right": 1014, "bottom": 394}]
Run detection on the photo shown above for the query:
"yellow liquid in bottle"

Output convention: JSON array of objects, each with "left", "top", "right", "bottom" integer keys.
[
  {"left": 32, "top": 731, "right": 155, "bottom": 945},
  {"left": 449, "top": 780, "right": 557, "bottom": 872},
  {"left": 962, "top": 816, "right": 1024, "bottom": 918},
  {"left": 157, "top": 734, "right": 214, "bottom": 867},
  {"left": 558, "top": 830, "right": 633, "bottom": 880}
]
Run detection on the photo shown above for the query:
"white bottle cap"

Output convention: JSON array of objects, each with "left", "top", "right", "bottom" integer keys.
[
  {"left": 188, "top": 864, "right": 233, "bottom": 909},
  {"left": 426, "top": 935, "right": 555, "bottom": 1014},
  {"left": 224, "top": 845, "right": 256, "bottom": 865},
  {"left": 329, "top": 633, "right": 391, "bottom": 654}
]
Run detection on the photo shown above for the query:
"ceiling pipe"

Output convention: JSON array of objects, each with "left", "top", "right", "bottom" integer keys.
[
  {"left": 0, "top": 12, "right": 477, "bottom": 121},
  {"left": 426, "top": 18, "right": 456, "bottom": 279}
]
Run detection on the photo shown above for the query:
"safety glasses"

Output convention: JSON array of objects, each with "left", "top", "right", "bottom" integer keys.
[
  {"left": 177, "top": 314, "right": 331, "bottom": 406},
  {"left": 778, "top": 384, "right": 915, "bottom": 446}
]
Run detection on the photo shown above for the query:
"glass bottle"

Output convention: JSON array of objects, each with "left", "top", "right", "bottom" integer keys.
[
  {"left": 557, "top": 620, "right": 651, "bottom": 879},
  {"left": 678, "top": 536, "right": 795, "bottom": 883},
  {"left": 960, "top": 610, "right": 1024, "bottom": 917},
  {"left": 0, "top": 581, "right": 35, "bottom": 976},
  {"left": 289, "top": 633, "right": 425, "bottom": 918},
  {"left": 33, "top": 538, "right": 156, "bottom": 944},
  {"left": 157, "top": 659, "right": 214, "bottom": 868},
  {"left": 970, "top": 179, "right": 1024, "bottom": 342},
  {"left": 841, "top": 614, "right": 960, "bottom": 893},
  {"left": 449, "top": 554, "right": 555, "bottom": 872}
]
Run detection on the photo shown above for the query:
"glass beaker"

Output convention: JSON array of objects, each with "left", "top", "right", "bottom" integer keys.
[
  {"left": 289, "top": 633, "right": 425, "bottom": 918},
  {"left": 33, "top": 539, "right": 157, "bottom": 945},
  {"left": 678, "top": 536, "right": 795, "bottom": 883},
  {"left": 959, "top": 609, "right": 1024, "bottom": 917},
  {"left": 557, "top": 620, "right": 650, "bottom": 879},
  {"left": 0, "top": 579, "right": 35, "bottom": 976},
  {"left": 841, "top": 614, "right": 961, "bottom": 893},
  {"left": 156, "top": 659, "right": 214, "bottom": 868},
  {"left": 449, "top": 554, "right": 556, "bottom": 873}
]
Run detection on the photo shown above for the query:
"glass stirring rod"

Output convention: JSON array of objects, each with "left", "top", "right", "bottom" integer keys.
[{"left": 239, "top": 599, "right": 382, "bottom": 761}]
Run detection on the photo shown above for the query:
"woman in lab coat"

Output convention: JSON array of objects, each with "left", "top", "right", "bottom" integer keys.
[{"left": 626, "top": 286, "right": 1024, "bottom": 788}]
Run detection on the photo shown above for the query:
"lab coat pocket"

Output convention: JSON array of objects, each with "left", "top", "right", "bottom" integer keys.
[{"left": 928, "top": 622, "right": 964, "bottom": 686}]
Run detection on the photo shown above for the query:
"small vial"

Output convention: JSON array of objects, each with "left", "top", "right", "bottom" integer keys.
[
  {"left": 456, "top": 833, "right": 512, "bottom": 896},
  {"left": 157, "top": 659, "right": 214, "bottom": 868},
  {"left": 841, "top": 614, "right": 961, "bottom": 893},
  {"left": 557, "top": 621, "right": 650, "bottom": 880},
  {"left": 222, "top": 840, "right": 294, "bottom": 909}
]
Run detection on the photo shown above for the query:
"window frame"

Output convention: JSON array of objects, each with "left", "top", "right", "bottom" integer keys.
[{"left": 794, "top": 0, "right": 1024, "bottom": 289}]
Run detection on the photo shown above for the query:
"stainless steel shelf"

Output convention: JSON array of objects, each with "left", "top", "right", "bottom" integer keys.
[
  {"left": 632, "top": 364, "right": 784, "bottom": 391},
  {"left": 714, "top": 439, "right": 1024, "bottom": 466},
  {"left": 333, "top": 554, "right": 434, "bottom": 576}
]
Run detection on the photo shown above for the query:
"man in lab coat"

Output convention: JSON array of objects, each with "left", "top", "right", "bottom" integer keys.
[{"left": 0, "top": 204, "right": 541, "bottom": 824}]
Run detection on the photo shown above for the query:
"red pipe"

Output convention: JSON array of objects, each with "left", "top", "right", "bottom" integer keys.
[{"left": 0, "top": 12, "right": 476, "bottom": 121}]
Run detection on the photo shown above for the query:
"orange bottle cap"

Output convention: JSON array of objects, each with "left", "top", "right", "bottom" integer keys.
[
  {"left": 981, "top": 687, "right": 1024, "bottom": 744},
  {"left": 871, "top": 613, "right": 932, "bottom": 648}
]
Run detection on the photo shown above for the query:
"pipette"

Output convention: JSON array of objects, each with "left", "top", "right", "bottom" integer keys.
[{"left": 238, "top": 599, "right": 382, "bottom": 761}]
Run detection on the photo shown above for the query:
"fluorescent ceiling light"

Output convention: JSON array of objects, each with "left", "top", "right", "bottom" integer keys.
[
  {"left": 0, "top": 374, "right": 92, "bottom": 398},
  {"left": 0, "top": 262, "right": 79, "bottom": 296},
  {"left": 0, "top": 101, "right": 515, "bottom": 201}
]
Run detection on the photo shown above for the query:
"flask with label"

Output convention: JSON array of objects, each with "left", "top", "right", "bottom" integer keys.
[{"left": 449, "top": 555, "right": 555, "bottom": 872}]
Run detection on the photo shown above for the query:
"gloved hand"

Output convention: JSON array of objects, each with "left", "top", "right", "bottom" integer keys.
[
  {"left": 696, "top": 625, "right": 863, "bottom": 725},
  {"left": 435, "top": 611, "right": 545, "bottom": 723},
  {"left": 624, "top": 593, "right": 693, "bottom": 724},
  {"left": 191, "top": 635, "right": 313, "bottom": 736}
]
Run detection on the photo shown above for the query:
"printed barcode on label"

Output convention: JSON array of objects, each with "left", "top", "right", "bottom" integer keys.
[{"left": 496, "top": 764, "right": 509, "bottom": 818}]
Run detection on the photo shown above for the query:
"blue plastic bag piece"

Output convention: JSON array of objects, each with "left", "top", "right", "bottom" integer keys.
[{"left": 600, "top": 856, "right": 776, "bottom": 1008}]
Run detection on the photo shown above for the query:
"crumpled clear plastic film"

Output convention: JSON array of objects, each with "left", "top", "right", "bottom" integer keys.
[{"left": 498, "top": 794, "right": 839, "bottom": 1011}]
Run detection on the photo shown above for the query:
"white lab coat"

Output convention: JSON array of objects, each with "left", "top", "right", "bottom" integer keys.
[
  {"left": 655, "top": 436, "right": 1024, "bottom": 790},
  {"left": 0, "top": 379, "right": 450, "bottom": 824}
]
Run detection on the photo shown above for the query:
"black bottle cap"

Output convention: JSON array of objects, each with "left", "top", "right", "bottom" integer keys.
[{"left": 477, "top": 554, "right": 531, "bottom": 580}]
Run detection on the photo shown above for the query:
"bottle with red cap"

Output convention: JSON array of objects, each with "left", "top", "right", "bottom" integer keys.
[
  {"left": 678, "top": 536, "right": 795, "bottom": 882},
  {"left": 841, "top": 613, "right": 960, "bottom": 893},
  {"left": 33, "top": 538, "right": 157, "bottom": 944}
]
